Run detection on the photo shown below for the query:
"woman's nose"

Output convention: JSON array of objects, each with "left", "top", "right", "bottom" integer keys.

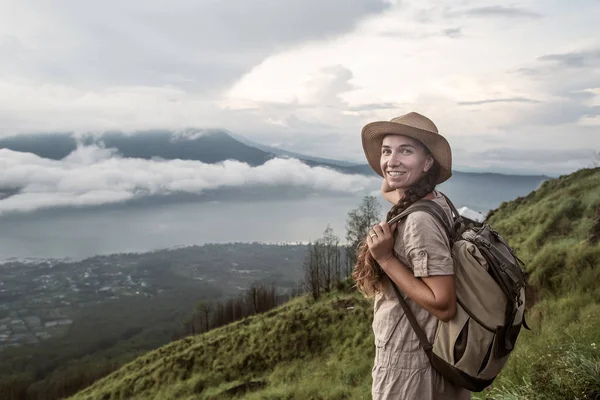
[{"left": 387, "top": 153, "right": 402, "bottom": 167}]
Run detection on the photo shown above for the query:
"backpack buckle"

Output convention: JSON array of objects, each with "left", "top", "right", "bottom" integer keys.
[{"left": 476, "top": 237, "right": 492, "bottom": 248}]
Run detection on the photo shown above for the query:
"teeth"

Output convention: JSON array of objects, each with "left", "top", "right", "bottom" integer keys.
[{"left": 388, "top": 172, "right": 405, "bottom": 177}]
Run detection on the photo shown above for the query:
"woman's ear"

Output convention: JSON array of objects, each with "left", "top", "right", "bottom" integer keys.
[{"left": 424, "top": 155, "right": 434, "bottom": 173}]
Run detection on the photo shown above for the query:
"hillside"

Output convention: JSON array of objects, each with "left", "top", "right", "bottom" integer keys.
[{"left": 70, "top": 168, "right": 600, "bottom": 400}]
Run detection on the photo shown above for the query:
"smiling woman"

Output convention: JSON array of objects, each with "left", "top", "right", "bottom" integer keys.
[
  {"left": 352, "top": 112, "right": 470, "bottom": 399},
  {"left": 380, "top": 135, "right": 434, "bottom": 190}
]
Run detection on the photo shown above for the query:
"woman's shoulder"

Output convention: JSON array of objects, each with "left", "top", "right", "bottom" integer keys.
[
  {"left": 404, "top": 209, "right": 442, "bottom": 232},
  {"left": 403, "top": 192, "right": 453, "bottom": 237},
  {"left": 405, "top": 192, "right": 451, "bottom": 221}
]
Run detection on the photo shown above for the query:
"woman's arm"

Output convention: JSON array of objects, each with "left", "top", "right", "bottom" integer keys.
[
  {"left": 379, "top": 256, "right": 456, "bottom": 322},
  {"left": 369, "top": 222, "right": 457, "bottom": 322}
]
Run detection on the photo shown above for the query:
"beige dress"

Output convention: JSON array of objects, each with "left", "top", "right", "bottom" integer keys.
[{"left": 372, "top": 192, "right": 471, "bottom": 400}]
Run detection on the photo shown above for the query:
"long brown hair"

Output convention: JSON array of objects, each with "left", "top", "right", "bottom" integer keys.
[{"left": 352, "top": 161, "right": 441, "bottom": 298}]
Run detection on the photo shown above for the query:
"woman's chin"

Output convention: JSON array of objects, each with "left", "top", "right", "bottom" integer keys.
[{"left": 386, "top": 180, "right": 405, "bottom": 190}]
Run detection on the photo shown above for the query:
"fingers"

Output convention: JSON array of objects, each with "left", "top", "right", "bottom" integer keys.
[
  {"left": 373, "top": 222, "right": 393, "bottom": 236},
  {"left": 369, "top": 221, "right": 396, "bottom": 243},
  {"left": 379, "top": 221, "right": 391, "bottom": 236}
]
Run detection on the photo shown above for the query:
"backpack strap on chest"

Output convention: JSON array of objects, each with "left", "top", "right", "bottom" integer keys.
[{"left": 387, "top": 198, "right": 457, "bottom": 243}]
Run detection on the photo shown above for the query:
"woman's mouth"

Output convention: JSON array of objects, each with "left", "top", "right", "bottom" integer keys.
[{"left": 387, "top": 171, "right": 406, "bottom": 177}]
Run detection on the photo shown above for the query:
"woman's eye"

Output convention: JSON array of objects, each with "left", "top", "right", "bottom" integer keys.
[
  {"left": 400, "top": 149, "right": 412, "bottom": 155},
  {"left": 382, "top": 149, "right": 391, "bottom": 155}
]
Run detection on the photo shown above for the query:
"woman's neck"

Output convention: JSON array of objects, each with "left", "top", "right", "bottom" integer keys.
[{"left": 395, "top": 188, "right": 436, "bottom": 200}]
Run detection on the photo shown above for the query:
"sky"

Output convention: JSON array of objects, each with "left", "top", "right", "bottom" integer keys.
[
  {"left": 0, "top": 0, "right": 599, "bottom": 208},
  {"left": 1, "top": 0, "right": 596, "bottom": 256}
]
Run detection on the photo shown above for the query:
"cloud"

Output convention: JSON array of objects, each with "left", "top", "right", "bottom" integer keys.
[
  {"left": 442, "top": 27, "right": 462, "bottom": 38},
  {"left": 454, "top": 6, "right": 542, "bottom": 19},
  {"left": 1, "top": 0, "right": 599, "bottom": 177},
  {"left": 0, "top": 0, "right": 390, "bottom": 92},
  {"left": 537, "top": 49, "right": 600, "bottom": 69},
  {"left": 0, "top": 146, "right": 378, "bottom": 215},
  {"left": 378, "top": 26, "right": 463, "bottom": 39},
  {"left": 516, "top": 48, "right": 600, "bottom": 77},
  {"left": 458, "top": 97, "right": 540, "bottom": 106}
]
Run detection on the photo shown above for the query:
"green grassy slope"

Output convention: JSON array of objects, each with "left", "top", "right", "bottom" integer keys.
[
  {"left": 474, "top": 167, "right": 600, "bottom": 399},
  {"left": 70, "top": 289, "right": 376, "bottom": 400},
  {"left": 71, "top": 168, "right": 600, "bottom": 400}
]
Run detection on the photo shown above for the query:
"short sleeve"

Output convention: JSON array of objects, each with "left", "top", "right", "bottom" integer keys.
[{"left": 402, "top": 211, "right": 453, "bottom": 278}]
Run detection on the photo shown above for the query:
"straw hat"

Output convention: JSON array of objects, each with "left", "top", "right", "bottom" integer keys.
[{"left": 361, "top": 112, "right": 452, "bottom": 184}]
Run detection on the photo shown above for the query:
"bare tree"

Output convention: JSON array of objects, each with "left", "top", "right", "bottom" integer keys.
[
  {"left": 247, "top": 284, "right": 260, "bottom": 315},
  {"left": 246, "top": 282, "right": 278, "bottom": 314},
  {"left": 183, "top": 315, "right": 195, "bottom": 336},
  {"left": 303, "top": 242, "right": 321, "bottom": 300},
  {"left": 345, "top": 196, "right": 382, "bottom": 277},
  {"left": 319, "top": 225, "right": 341, "bottom": 292},
  {"left": 195, "top": 300, "right": 213, "bottom": 333}
]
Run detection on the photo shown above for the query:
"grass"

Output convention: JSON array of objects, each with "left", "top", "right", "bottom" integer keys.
[
  {"left": 70, "top": 168, "right": 600, "bottom": 400},
  {"left": 473, "top": 296, "right": 600, "bottom": 400},
  {"left": 70, "top": 290, "right": 376, "bottom": 400}
]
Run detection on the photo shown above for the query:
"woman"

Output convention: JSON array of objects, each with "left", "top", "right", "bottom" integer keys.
[{"left": 352, "top": 112, "right": 471, "bottom": 400}]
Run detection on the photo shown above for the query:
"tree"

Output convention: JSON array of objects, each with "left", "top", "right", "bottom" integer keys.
[
  {"left": 245, "top": 283, "right": 277, "bottom": 314},
  {"left": 345, "top": 195, "right": 382, "bottom": 277},
  {"left": 319, "top": 225, "right": 341, "bottom": 292},
  {"left": 303, "top": 225, "right": 343, "bottom": 299},
  {"left": 195, "top": 300, "right": 213, "bottom": 333},
  {"left": 303, "top": 242, "right": 321, "bottom": 300}
]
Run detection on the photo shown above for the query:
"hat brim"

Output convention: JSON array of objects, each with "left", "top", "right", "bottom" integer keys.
[{"left": 361, "top": 121, "right": 452, "bottom": 184}]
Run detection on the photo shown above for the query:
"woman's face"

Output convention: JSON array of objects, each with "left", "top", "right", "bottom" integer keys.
[{"left": 380, "top": 135, "right": 433, "bottom": 192}]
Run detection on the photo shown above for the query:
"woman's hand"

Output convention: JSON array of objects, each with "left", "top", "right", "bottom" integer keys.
[{"left": 367, "top": 221, "right": 398, "bottom": 266}]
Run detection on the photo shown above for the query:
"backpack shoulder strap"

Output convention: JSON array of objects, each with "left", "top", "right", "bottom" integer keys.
[
  {"left": 383, "top": 194, "right": 461, "bottom": 357},
  {"left": 387, "top": 200, "right": 455, "bottom": 241},
  {"left": 390, "top": 281, "right": 433, "bottom": 355}
]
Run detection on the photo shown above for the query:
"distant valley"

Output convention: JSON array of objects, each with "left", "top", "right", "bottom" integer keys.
[{"left": 0, "top": 243, "right": 306, "bottom": 353}]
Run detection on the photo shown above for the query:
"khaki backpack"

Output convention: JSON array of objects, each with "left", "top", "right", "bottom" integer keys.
[{"left": 386, "top": 194, "right": 529, "bottom": 392}]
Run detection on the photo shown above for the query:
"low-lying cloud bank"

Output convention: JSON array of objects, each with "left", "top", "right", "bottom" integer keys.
[{"left": 0, "top": 145, "right": 378, "bottom": 215}]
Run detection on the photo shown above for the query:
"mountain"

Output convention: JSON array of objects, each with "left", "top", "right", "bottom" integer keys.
[
  {"left": 67, "top": 168, "right": 600, "bottom": 400},
  {"left": 0, "top": 129, "right": 356, "bottom": 169},
  {"left": 0, "top": 130, "right": 273, "bottom": 166},
  {"left": 226, "top": 130, "right": 359, "bottom": 167}
]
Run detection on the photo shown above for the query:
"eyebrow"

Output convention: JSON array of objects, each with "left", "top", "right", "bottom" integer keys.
[{"left": 382, "top": 144, "right": 417, "bottom": 149}]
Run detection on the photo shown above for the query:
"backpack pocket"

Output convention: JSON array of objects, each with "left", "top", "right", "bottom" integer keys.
[
  {"left": 453, "top": 317, "right": 495, "bottom": 377},
  {"left": 476, "top": 333, "right": 511, "bottom": 380},
  {"left": 433, "top": 303, "right": 497, "bottom": 378},
  {"left": 432, "top": 302, "right": 470, "bottom": 364},
  {"left": 453, "top": 241, "right": 508, "bottom": 329}
]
